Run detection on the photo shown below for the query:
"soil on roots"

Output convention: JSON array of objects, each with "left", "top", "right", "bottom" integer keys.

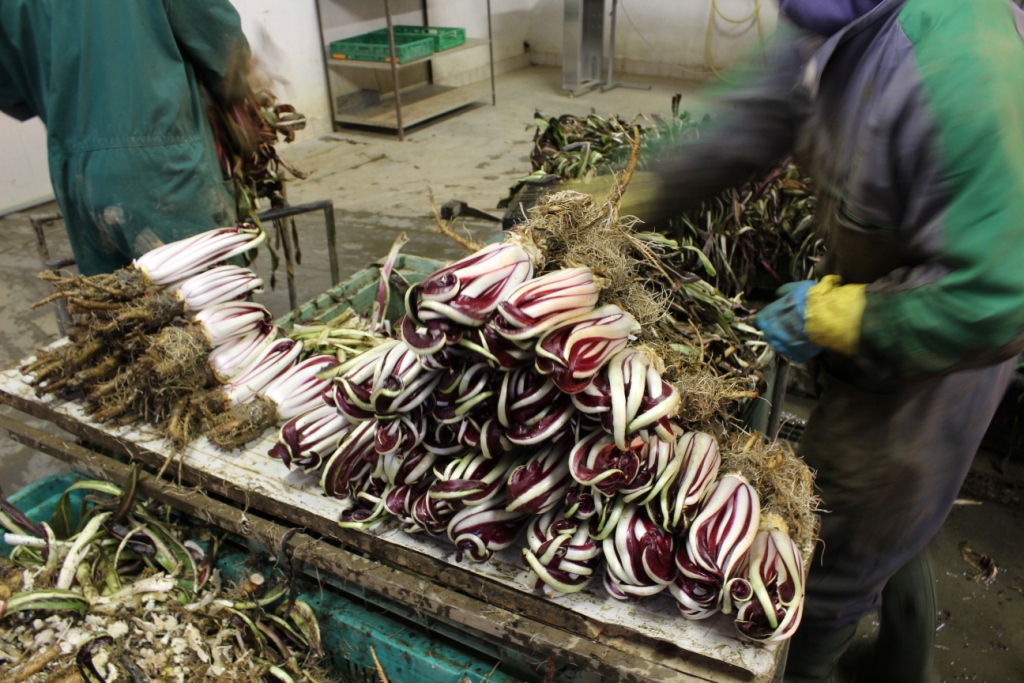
[
  {"left": 91, "top": 290, "right": 185, "bottom": 335},
  {"left": 206, "top": 396, "right": 279, "bottom": 451},
  {"left": 34, "top": 267, "right": 150, "bottom": 308},
  {"left": 147, "top": 325, "right": 215, "bottom": 389}
]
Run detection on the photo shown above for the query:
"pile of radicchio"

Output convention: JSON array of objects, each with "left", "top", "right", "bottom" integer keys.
[{"left": 268, "top": 242, "right": 805, "bottom": 642}]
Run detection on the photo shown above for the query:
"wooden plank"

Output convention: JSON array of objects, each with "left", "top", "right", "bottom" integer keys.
[
  {"left": 0, "top": 412, "right": 737, "bottom": 683},
  {"left": 327, "top": 38, "right": 489, "bottom": 72}
]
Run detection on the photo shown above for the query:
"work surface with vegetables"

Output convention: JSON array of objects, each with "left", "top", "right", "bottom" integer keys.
[{"left": 3, "top": 166, "right": 818, "bottom": 681}]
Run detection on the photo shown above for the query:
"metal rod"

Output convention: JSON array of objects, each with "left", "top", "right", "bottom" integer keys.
[
  {"left": 257, "top": 198, "right": 340, "bottom": 292},
  {"left": 323, "top": 202, "right": 340, "bottom": 286},
  {"left": 257, "top": 199, "right": 333, "bottom": 222},
  {"left": 487, "top": 0, "right": 497, "bottom": 106},
  {"left": 605, "top": 0, "right": 617, "bottom": 88},
  {"left": 383, "top": 0, "right": 405, "bottom": 141},
  {"left": 600, "top": 0, "right": 651, "bottom": 93},
  {"left": 30, "top": 213, "right": 73, "bottom": 336},
  {"left": 766, "top": 357, "right": 791, "bottom": 441},
  {"left": 314, "top": 0, "right": 337, "bottom": 132},
  {"left": 274, "top": 217, "right": 299, "bottom": 310},
  {"left": 421, "top": 0, "right": 433, "bottom": 84}
]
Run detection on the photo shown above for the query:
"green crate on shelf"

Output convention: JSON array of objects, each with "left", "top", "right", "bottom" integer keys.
[
  {"left": 329, "top": 32, "right": 434, "bottom": 64},
  {"left": 372, "top": 25, "right": 467, "bottom": 52}
]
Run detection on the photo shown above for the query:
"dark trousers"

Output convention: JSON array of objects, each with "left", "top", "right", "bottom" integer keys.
[{"left": 784, "top": 357, "right": 1013, "bottom": 681}]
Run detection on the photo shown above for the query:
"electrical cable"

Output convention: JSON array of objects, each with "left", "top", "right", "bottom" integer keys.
[
  {"left": 617, "top": 0, "right": 766, "bottom": 83},
  {"left": 706, "top": 0, "right": 765, "bottom": 83}
]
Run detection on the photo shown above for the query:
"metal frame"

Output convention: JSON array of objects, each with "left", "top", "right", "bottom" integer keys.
[
  {"left": 600, "top": 0, "right": 652, "bottom": 93},
  {"left": 257, "top": 199, "right": 339, "bottom": 311},
  {"left": 320, "top": 0, "right": 497, "bottom": 140},
  {"left": 29, "top": 212, "right": 74, "bottom": 337},
  {"left": 562, "top": 0, "right": 605, "bottom": 95}
]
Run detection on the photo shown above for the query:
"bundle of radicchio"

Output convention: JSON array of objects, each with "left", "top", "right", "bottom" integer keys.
[
  {"left": 403, "top": 243, "right": 534, "bottom": 355},
  {"left": 505, "top": 438, "right": 573, "bottom": 514},
  {"left": 645, "top": 431, "right": 721, "bottom": 533},
  {"left": 320, "top": 421, "right": 377, "bottom": 506},
  {"left": 686, "top": 473, "right": 760, "bottom": 582},
  {"left": 670, "top": 473, "right": 760, "bottom": 619},
  {"left": 569, "top": 430, "right": 644, "bottom": 497},
  {"left": 369, "top": 340, "right": 440, "bottom": 416},
  {"left": 429, "top": 450, "right": 523, "bottom": 507},
  {"left": 498, "top": 367, "right": 575, "bottom": 446},
  {"left": 269, "top": 404, "right": 350, "bottom": 472},
  {"left": 535, "top": 305, "right": 640, "bottom": 394},
  {"left": 447, "top": 494, "right": 528, "bottom": 562},
  {"left": 133, "top": 223, "right": 266, "bottom": 285},
  {"left": 723, "top": 516, "right": 805, "bottom": 642},
  {"left": 492, "top": 267, "right": 599, "bottom": 340},
  {"left": 523, "top": 508, "right": 602, "bottom": 596},
  {"left": 602, "top": 504, "right": 676, "bottom": 601},
  {"left": 332, "top": 340, "right": 401, "bottom": 422}
]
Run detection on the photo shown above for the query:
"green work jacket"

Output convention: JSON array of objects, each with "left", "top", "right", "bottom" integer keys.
[{"left": 0, "top": 0, "right": 249, "bottom": 275}]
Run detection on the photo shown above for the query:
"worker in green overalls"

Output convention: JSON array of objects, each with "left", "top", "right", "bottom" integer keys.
[{"left": 0, "top": 0, "right": 250, "bottom": 275}]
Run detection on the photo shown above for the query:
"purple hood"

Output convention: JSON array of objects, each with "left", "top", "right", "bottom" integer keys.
[{"left": 779, "top": 0, "right": 885, "bottom": 35}]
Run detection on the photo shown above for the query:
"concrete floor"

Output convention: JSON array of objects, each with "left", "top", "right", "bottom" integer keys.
[{"left": 0, "top": 65, "right": 1021, "bottom": 681}]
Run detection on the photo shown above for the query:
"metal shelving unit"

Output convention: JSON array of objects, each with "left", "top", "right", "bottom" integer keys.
[{"left": 316, "top": 0, "right": 496, "bottom": 140}]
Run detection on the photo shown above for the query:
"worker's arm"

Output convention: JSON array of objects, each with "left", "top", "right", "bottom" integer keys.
[
  {"left": 803, "top": 0, "right": 1024, "bottom": 377},
  {"left": 166, "top": 0, "right": 252, "bottom": 102},
  {"left": 625, "top": 22, "right": 809, "bottom": 225},
  {"left": 0, "top": 69, "right": 34, "bottom": 120}
]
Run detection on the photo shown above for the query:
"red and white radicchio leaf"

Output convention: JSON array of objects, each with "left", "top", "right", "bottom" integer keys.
[
  {"left": 523, "top": 508, "right": 602, "bottom": 597},
  {"left": 535, "top": 305, "right": 639, "bottom": 394},
  {"left": 493, "top": 267, "right": 600, "bottom": 341},
  {"left": 723, "top": 518, "right": 805, "bottom": 642},
  {"left": 505, "top": 438, "right": 573, "bottom": 514},
  {"left": 269, "top": 404, "right": 350, "bottom": 473},
  {"left": 262, "top": 355, "right": 339, "bottom": 420},
  {"left": 686, "top": 473, "right": 760, "bottom": 582},
  {"left": 602, "top": 504, "right": 677, "bottom": 601},
  {"left": 670, "top": 546, "right": 723, "bottom": 620},
  {"left": 605, "top": 348, "right": 678, "bottom": 450},
  {"left": 645, "top": 431, "right": 721, "bottom": 532},
  {"left": 447, "top": 494, "right": 528, "bottom": 562},
  {"left": 429, "top": 450, "right": 523, "bottom": 507},
  {"left": 319, "top": 421, "right": 376, "bottom": 504},
  {"left": 410, "top": 243, "right": 534, "bottom": 326},
  {"left": 568, "top": 430, "right": 643, "bottom": 497}
]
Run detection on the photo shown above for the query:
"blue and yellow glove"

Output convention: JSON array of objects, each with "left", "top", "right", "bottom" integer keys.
[{"left": 754, "top": 275, "right": 867, "bottom": 362}]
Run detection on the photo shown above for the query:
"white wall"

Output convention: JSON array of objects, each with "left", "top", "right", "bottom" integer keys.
[
  {"left": 0, "top": 116, "right": 53, "bottom": 216},
  {"left": 528, "top": 0, "right": 778, "bottom": 80},
  {"left": 230, "top": 0, "right": 333, "bottom": 137}
]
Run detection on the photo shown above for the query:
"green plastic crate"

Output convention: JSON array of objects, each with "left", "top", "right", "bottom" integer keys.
[
  {"left": 276, "top": 253, "right": 444, "bottom": 332},
  {"left": 3, "top": 472, "right": 521, "bottom": 683},
  {"left": 329, "top": 31, "right": 435, "bottom": 64},
  {"left": 372, "top": 25, "right": 467, "bottom": 52}
]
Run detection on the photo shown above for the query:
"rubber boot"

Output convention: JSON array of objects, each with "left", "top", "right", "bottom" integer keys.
[
  {"left": 841, "top": 550, "right": 939, "bottom": 683},
  {"left": 784, "top": 621, "right": 859, "bottom": 683}
]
